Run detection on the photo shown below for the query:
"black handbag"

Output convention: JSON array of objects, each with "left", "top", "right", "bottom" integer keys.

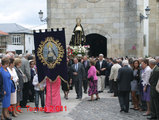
[
  {"left": 11, "top": 80, "right": 16, "bottom": 89},
  {"left": 88, "top": 76, "right": 94, "bottom": 82},
  {"left": 11, "top": 80, "right": 16, "bottom": 93}
]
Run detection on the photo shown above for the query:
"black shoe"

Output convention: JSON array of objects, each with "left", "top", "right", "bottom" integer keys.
[
  {"left": 21, "top": 106, "right": 27, "bottom": 108},
  {"left": 147, "top": 116, "right": 157, "bottom": 120},
  {"left": 76, "top": 97, "right": 79, "bottom": 99},
  {"left": 84, "top": 91, "right": 87, "bottom": 94},
  {"left": 98, "top": 91, "right": 103, "bottom": 93},
  {"left": 6, "top": 118, "right": 12, "bottom": 120},
  {"left": 12, "top": 113, "right": 18, "bottom": 117},
  {"left": 124, "top": 110, "right": 129, "bottom": 113},
  {"left": 120, "top": 109, "right": 124, "bottom": 112},
  {"left": 107, "top": 91, "right": 113, "bottom": 93},
  {"left": 95, "top": 97, "right": 100, "bottom": 100},
  {"left": 79, "top": 97, "right": 82, "bottom": 100},
  {"left": 65, "top": 95, "right": 68, "bottom": 100}
]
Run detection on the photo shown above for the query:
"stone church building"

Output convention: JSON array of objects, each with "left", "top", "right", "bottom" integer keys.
[{"left": 47, "top": 0, "right": 159, "bottom": 57}]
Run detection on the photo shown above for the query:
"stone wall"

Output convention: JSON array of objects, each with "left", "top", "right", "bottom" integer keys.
[
  {"left": 149, "top": 0, "right": 159, "bottom": 56},
  {"left": 47, "top": 0, "right": 144, "bottom": 57}
]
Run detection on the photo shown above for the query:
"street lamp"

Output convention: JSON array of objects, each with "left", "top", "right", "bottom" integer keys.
[
  {"left": 38, "top": 10, "right": 48, "bottom": 22},
  {"left": 140, "top": 6, "right": 151, "bottom": 23}
]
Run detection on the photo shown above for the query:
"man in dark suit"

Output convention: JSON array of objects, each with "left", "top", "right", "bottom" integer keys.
[
  {"left": 117, "top": 60, "right": 133, "bottom": 113},
  {"left": 106, "top": 58, "right": 113, "bottom": 90},
  {"left": 71, "top": 58, "right": 85, "bottom": 99},
  {"left": 95, "top": 54, "right": 107, "bottom": 92},
  {"left": 82, "top": 56, "right": 90, "bottom": 94},
  {"left": 20, "top": 54, "right": 31, "bottom": 107},
  {"left": 147, "top": 59, "right": 159, "bottom": 120}
]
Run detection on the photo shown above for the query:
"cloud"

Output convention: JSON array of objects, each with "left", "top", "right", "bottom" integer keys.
[
  {"left": 0, "top": 12, "right": 22, "bottom": 22},
  {"left": 0, "top": 0, "right": 46, "bottom": 29}
]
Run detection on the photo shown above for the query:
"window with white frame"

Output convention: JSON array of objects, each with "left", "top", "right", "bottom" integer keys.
[{"left": 12, "top": 35, "right": 21, "bottom": 45}]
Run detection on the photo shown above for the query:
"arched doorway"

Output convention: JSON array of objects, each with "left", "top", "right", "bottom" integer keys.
[{"left": 86, "top": 34, "right": 107, "bottom": 57}]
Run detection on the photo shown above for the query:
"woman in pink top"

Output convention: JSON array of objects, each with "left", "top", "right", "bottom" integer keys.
[{"left": 87, "top": 60, "right": 100, "bottom": 101}]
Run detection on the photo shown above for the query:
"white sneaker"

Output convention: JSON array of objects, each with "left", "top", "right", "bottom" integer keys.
[{"left": 34, "top": 110, "right": 37, "bottom": 113}]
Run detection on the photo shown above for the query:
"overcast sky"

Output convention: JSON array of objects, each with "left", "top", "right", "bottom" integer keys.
[{"left": 0, "top": 0, "right": 47, "bottom": 29}]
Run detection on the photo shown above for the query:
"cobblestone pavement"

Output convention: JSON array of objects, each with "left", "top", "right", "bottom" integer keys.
[
  {"left": 12, "top": 89, "right": 147, "bottom": 120},
  {"left": 69, "top": 97, "right": 146, "bottom": 120}
]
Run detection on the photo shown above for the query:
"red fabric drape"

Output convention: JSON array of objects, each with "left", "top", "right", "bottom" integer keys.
[{"left": 45, "top": 77, "right": 62, "bottom": 113}]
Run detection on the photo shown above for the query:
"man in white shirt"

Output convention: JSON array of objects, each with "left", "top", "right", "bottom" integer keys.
[
  {"left": 95, "top": 54, "right": 107, "bottom": 93},
  {"left": 109, "top": 59, "right": 121, "bottom": 97}
]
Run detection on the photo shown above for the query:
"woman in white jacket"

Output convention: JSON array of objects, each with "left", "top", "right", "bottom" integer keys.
[{"left": 7, "top": 58, "right": 19, "bottom": 117}]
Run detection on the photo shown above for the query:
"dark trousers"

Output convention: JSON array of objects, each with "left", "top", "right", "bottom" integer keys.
[
  {"left": 109, "top": 80, "right": 114, "bottom": 92},
  {"left": 113, "top": 81, "right": 118, "bottom": 96},
  {"left": 0, "top": 102, "right": 2, "bottom": 117},
  {"left": 118, "top": 91, "right": 130, "bottom": 112},
  {"left": 74, "top": 80, "right": 82, "bottom": 98},
  {"left": 35, "top": 90, "right": 45, "bottom": 108},
  {"left": 20, "top": 82, "right": 29, "bottom": 107},
  {"left": 105, "top": 75, "right": 109, "bottom": 87},
  {"left": 139, "top": 83, "right": 147, "bottom": 110},
  {"left": 28, "top": 81, "right": 35, "bottom": 102},
  {"left": 83, "top": 79, "right": 88, "bottom": 92},
  {"left": 150, "top": 96, "right": 159, "bottom": 119}
]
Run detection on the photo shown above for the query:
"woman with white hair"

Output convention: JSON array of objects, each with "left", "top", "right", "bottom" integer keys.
[{"left": 7, "top": 58, "right": 19, "bottom": 117}]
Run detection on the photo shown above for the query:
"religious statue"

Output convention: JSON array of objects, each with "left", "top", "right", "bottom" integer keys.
[
  {"left": 70, "top": 17, "right": 86, "bottom": 46},
  {"left": 47, "top": 42, "right": 57, "bottom": 63}
]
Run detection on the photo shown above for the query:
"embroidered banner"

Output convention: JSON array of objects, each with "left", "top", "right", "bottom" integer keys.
[{"left": 34, "top": 28, "right": 68, "bottom": 82}]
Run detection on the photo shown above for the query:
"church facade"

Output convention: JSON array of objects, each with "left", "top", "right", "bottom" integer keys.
[{"left": 47, "top": 0, "right": 159, "bottom": 57}]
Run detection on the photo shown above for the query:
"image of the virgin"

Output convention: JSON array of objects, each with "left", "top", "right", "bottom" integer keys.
[{"left": 47, "top": 42, "right": 57, "bottom": 63}]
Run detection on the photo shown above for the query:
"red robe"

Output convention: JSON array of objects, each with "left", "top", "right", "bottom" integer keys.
[{"left": 45, "top": 77, "right": 62, "bottom": 113}]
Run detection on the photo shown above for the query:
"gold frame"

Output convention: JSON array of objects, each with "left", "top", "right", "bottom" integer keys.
[{"left": 37, "top": 37, "right": 64, "bottom": 69}]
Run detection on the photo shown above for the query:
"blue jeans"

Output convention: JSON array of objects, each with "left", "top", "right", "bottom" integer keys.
[{"left": 35, "top": 90, "right": 45, "bottom": 108}]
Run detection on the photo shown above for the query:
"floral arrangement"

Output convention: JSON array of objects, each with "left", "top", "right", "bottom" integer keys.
[{"left": 67, "top": 45, "right": 90, "bottom": 58}]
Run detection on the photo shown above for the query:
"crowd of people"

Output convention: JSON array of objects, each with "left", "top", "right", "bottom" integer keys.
[
  {"left": 0, "top": 52, "right": 159, "bottom": 120},
  {"left": 0, "top": 53, "right": 36, "bottom": 120},
  {"left": 67, "top": 54, "right": 159, "bottom": 120}
]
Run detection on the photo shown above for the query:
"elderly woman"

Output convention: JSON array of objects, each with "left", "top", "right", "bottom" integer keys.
[
  {"left": 87, "top": 60, "right": 100, "bottom": 101},
  {"left": 7, "top": 58, "right": 19, "bottom": 117},
  {"left": 0, "top": 57, "right": 14, "bottom": 120},
  {"left": 14, "top": 58, "right": 24, "bottom": 114},
  {"left": 141, "top": 59, "right": 152, "bottom": 116}
]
